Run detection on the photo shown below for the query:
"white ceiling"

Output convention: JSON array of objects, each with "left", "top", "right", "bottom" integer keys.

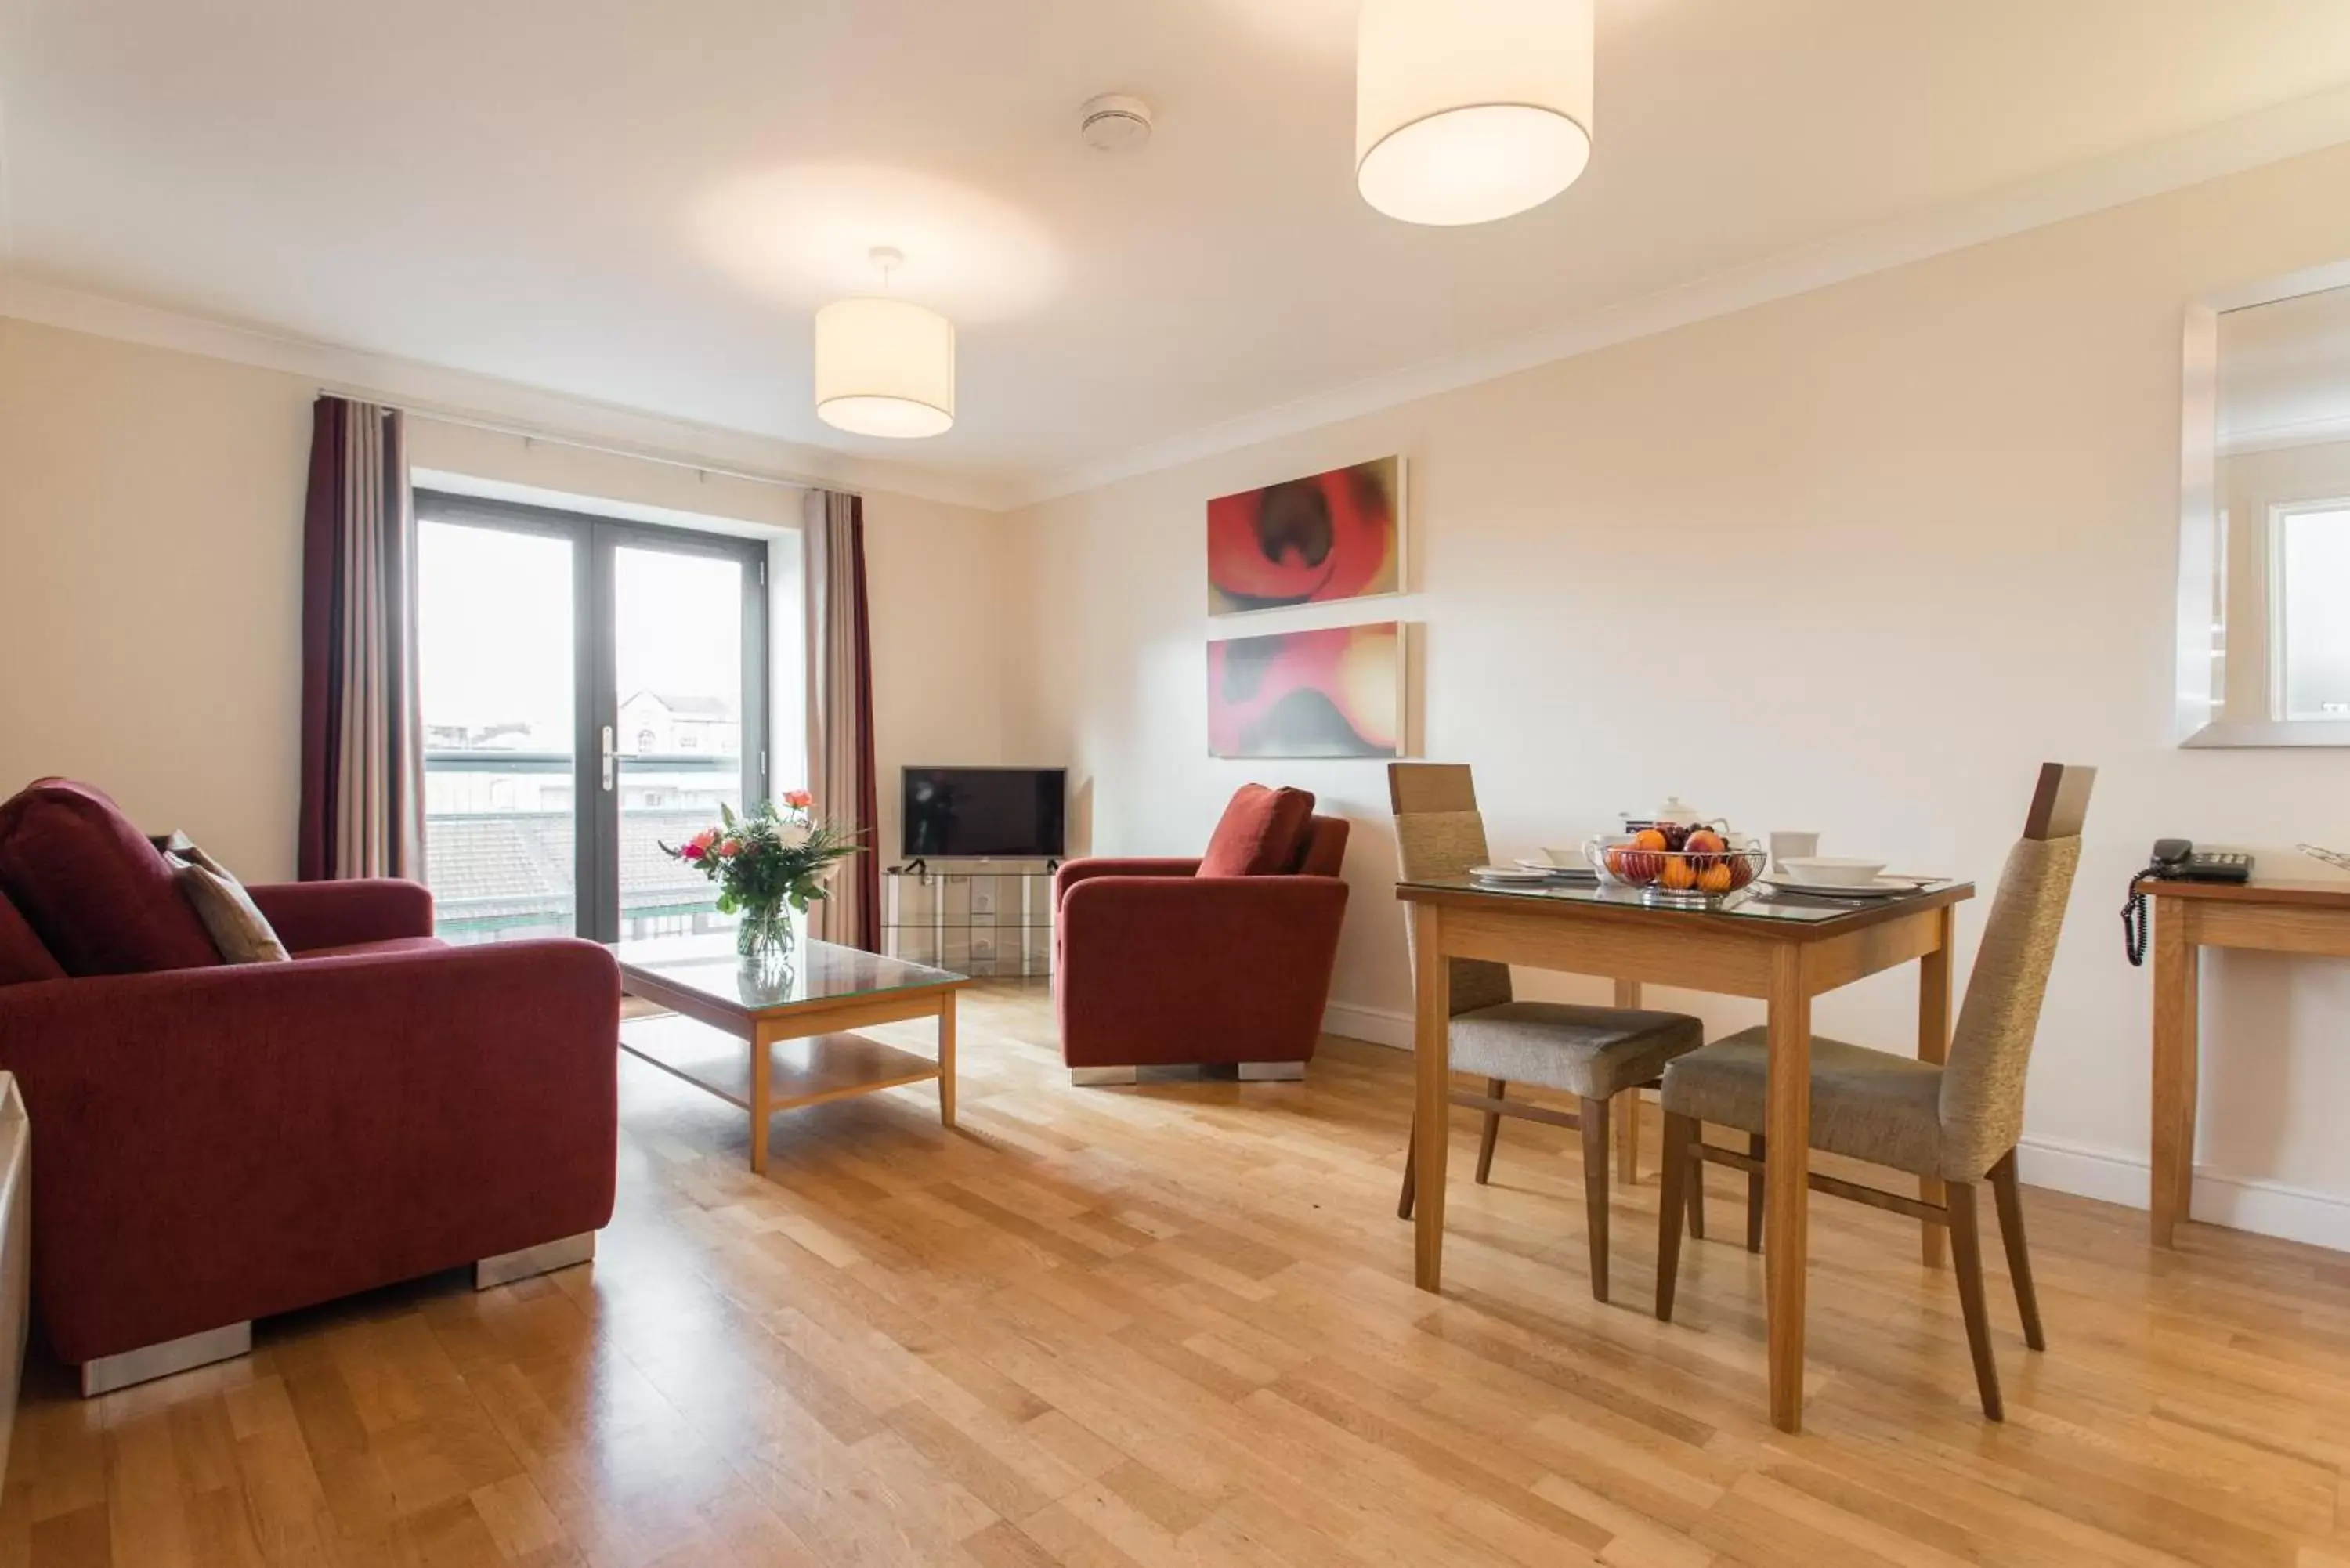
[{"left": 9, "top": 1, "right": 2350, "bottom": 500}]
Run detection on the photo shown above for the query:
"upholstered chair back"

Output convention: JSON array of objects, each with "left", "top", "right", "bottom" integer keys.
[
  {"left": 1936, "top": 764, "right": 2095, "bottom": 1180},
  {"left": 1387, "top": 764, "right": 1512, "bottom": 1015}
]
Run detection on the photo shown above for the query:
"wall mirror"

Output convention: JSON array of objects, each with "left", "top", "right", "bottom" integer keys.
[{"left": 2178, "top": 262, "right": 2350, "bottom": 746}]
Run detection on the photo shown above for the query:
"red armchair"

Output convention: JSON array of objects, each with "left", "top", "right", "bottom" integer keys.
[
  {"left": 0, "top": 781, "right": 619, "bottom": 1394},
  {"left": 1055, "top": 786, "right": 1351, "bottom": 1082}
]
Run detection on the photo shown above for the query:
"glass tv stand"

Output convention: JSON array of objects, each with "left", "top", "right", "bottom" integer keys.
[{"left": 880, "top": 862, "right": 1055, "bottom": 977}]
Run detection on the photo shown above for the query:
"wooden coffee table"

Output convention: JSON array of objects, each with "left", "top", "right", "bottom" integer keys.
[{"left": 611, "top": 934, "right": 969, "bottom": 1173}]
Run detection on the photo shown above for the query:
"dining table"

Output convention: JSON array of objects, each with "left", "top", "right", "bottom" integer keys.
[{"left": 1395, "top": 869, "right": 1975, "bottom": 1434}]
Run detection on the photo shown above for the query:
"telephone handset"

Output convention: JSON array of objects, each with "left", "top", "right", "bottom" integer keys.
[{"left": 2123, "top": 840, "right": 2254, "bottom": 966}]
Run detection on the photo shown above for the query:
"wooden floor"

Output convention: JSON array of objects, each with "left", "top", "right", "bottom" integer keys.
[{"left": 6, "top": 982, "right": 2349, "bottom": 1567}]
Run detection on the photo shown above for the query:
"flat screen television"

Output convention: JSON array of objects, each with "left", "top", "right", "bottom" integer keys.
[{"left": 901, "top": 767, "right": 1067, "bottom": 861}]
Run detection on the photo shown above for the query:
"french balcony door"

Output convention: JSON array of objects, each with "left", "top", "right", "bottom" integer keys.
[{"left": 415, "top": 491, "right": 769, "bottom": 945}]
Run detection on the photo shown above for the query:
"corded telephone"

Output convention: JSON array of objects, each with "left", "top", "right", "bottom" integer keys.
[{"left": 2122, "top": 840, "right": 2254, "bottom": 966}]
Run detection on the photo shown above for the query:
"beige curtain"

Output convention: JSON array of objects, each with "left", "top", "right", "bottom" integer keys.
[
  {"left": 298, "top": 397, "right": 422, "bottom": 880},
  {"left": 804, "top": 489, "right": 880, "bottom": 948}
]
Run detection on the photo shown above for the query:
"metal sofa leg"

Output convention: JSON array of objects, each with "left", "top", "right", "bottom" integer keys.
[
  {"left": 81, "top": 1321, "right": 251, "bottom": 1397},
  {"left": 475, "top": 1230, "right": 598, "bottom": 1291},
  {"left": 1070, "top": 1066, "right": 1140, "bottom": 1086},
  {"left": 1238, "top": 1061, "right": 1305, "bottom": 1082}
]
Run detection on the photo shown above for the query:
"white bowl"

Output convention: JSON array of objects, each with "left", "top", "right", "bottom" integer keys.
[
  {"left": 1542, "top": 846, "right": 1585, "bottom": 869},
  {"left": 1780, "top": 855, "right": 1886, "bottom": 889}
]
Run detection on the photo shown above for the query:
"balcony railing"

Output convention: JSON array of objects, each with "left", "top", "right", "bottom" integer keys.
[{"left": 423, "top": 750, "right": 745, "bottom": 942}]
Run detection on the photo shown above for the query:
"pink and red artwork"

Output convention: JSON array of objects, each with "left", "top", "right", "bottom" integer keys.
[
  {"left": 1208, "top": 623, "right": 1404, "bottom": 759},
  {"left": 1206, "top": 457, "right": 1402, "bottom": 615}
]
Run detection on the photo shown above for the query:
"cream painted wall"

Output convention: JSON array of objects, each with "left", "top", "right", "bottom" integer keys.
[
  {"left": 1003, "top": 144, "right": 2350, "bottom": 1246},
  {"left": 0, "top": 318, "right": 312, "bottom": 876},
  {"left": 860, "top": 491, "right": 1012, "bottom": 861},
  {"left": 0, "top": 316, "right": 1003, "bottom": 889}
]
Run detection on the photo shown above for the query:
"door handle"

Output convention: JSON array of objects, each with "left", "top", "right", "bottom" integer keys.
[{"left": 602, "top": 726, "right": 615, "bottom": 792}]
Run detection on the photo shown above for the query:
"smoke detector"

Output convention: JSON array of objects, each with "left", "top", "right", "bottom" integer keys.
[{"left": 1079, "top": 94, "right": 1152, "bottom": 153}]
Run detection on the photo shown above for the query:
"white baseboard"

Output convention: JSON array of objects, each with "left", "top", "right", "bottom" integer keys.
[
  {"left": 1319, "top": 1007, "right": 2350, "bottom": 1252},
  {"left": 2015, "top": 1135, "right": 2350, "bottom": 1252},
  {"left": 1322, "top": 999, "right": 1412, "bottom": 1050}
]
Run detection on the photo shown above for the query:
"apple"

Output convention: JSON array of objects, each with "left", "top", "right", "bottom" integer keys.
[{"left": 1683, "top": 828, "right": 1726, "bottom": 872}]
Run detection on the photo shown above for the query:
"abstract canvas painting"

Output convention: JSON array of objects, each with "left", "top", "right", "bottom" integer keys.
[
  {"left": 1207, "top": 457, "right": 1403, "bottom": 615},
  {"left": 1208, "top": 623, "right": 1404, "bottom": 759}
]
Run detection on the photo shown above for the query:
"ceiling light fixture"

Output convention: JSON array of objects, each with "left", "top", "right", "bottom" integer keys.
[
  {"left": 814, "top": 247, "right": 956, "bottom": 439},
  {"left": 1355, "top": 0, "right": 1595, "bottom": 227}
]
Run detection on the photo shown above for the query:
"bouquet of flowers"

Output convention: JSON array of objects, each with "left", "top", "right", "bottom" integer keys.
[{"left": 663, "top": 789, "right": 861, "bottom": 963}]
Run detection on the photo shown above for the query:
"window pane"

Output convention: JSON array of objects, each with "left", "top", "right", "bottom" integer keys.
[
  {"left": 418, "top": 522, "right": 577, "bottom": 941},
  {"left": 2280, "top": 507, "right": 2350, "bottom": 720},
  {"left": 614, "top": 546, "right": 747, "bottom": 941}
]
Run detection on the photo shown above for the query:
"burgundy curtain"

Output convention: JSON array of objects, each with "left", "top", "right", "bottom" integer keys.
[
  {"left": 807, "top": 490, "right": 880, "bottom": 949},
  {"left": 297, "top": 397, "right": 422, "bottom": 881}
]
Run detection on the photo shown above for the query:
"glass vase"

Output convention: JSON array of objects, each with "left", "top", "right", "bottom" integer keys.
[{"left": 736, "top": 901, "right": 794, "bottom": 970}]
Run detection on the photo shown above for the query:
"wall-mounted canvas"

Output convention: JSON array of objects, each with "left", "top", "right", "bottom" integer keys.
[
  {"left": 1209, "top": 623, "right": 1405, "bottom": 758},
  {"left": 1207, "top": 457, "right": 1404, "bottom": 615}
]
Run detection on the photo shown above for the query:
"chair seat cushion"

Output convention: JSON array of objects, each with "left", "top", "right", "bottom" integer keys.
[
  {"left": 1450, "top": 1002, "right": 1705, "bottom": 1100},
  {"left": 1661, "top": 1028, "right": 1945, "bottom": 1177},
  {"left": 1198, "top": 785, "right": 1316, "bottom": 877}
]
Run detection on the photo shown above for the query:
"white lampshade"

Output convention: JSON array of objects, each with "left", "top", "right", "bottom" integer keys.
[
  {"left": 813, "top": 296, "right": 956, "bottom": 439},
  {"left": 1356, "top": 0, "right": 1595, "bottom": 227}
]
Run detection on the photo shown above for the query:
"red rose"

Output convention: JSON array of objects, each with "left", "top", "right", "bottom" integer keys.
[
  {"left": 681, "top": 842, "right": 705, "bottom": 862},
  {"left": 783, "top": 789, "right": 814, "bottom": 811}
]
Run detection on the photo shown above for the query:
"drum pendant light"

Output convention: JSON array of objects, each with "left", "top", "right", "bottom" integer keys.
[
  {"left": 1355, "top": 0, "right": 1595, "bottom": 227},
  {"left": 814, "top": 248, "right": 956, "bottom": 439}
]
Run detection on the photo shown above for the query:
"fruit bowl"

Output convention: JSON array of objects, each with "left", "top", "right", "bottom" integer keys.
[{"left": 1586, "top": 831, "right": 1765, "bottom": 901}]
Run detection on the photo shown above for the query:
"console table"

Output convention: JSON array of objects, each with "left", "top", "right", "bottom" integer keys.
[{"left": 2147, "top": 876, "right": 2350, "bottom": 1248}]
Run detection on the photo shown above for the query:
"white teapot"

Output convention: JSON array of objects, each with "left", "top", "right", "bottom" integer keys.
[{"left": 1621, "top": 795, "right": 1736, "bottom": 850}]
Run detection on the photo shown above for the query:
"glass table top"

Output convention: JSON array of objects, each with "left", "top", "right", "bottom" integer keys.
[
  {"left": 609, "top": 933, "right": 965, "bottom": 1013},
  {"left": 1397, "top": 873, "right": 1969, "bottom": 924}
]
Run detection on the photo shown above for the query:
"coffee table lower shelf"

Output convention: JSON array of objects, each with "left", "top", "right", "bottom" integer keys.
[{"left": 620, "top": 1011, "right": 952, "bottom": 1172}]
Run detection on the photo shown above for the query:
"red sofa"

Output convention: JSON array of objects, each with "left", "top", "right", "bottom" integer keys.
[
  {"left": 0, "top": 780, "right": 619, "bottom": 1390},
  {"left": 1055, "top": 785, "right": 1350, "bottom": 1079}
]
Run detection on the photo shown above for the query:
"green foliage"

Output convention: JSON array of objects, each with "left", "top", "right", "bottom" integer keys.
[{"left": 660, "top": 798, "right": 862, "bottom": 916}]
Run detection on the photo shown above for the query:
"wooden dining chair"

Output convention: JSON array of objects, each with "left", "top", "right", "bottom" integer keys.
[
  {"left": 1653, "top": 761, "right": 2094, "bottom": 1418},
  {"left": 1390, "top": 763, "right": 1707, "bottom": 1302}
]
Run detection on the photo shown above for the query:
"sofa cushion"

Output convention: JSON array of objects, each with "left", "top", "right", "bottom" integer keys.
[
  {"left": 155, "top": 834, "right": 292, "bottom": 965},
  {"left": 0, "top": 780, "right": 222, "bottom": 976},
  {"left": 0, "top": 892, "right": 63, "bottom": 987},
  {"left": 1198, "top": 784, "right": 1316, "bottom": 878},
  {"left": 1294, "top": 816, "right": 1351, "bottom": 878}
]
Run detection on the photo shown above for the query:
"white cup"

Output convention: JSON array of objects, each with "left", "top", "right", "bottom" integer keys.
[{"left": 1769, "top": 831, "right": 1820, "bottom": 872}]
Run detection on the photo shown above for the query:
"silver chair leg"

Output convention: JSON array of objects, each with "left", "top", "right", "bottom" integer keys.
[
  {"left": 1238, "top": 1061, "right": 1306, "bottom": 1082},
  {"left": 81, "top": 1321, "right": 251, "bottom": 1397},
  {"left": 1070, "top": 1066, "right": 1141, "bottom": 1086},
  {"left": 475, "top": 1230, "right": 597, "bottom": 1291}
]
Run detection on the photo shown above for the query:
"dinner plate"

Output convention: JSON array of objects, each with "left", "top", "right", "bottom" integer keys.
[
  {"left": 1471, "top": 865, "right": 1555, "bottom": 883},
  {"left": 1762, "top": 876, "right": 1926, "bottom": 899},
  {"left": 1514, "top": 855, "right": 1599, "bottom": 878}
]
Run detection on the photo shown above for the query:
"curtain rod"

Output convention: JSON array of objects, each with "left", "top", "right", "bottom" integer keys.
[{"left": 314, "top": 385, "right": 856, "bottom": 498}]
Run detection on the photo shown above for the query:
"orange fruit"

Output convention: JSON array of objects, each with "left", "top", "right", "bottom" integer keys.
[
  {"left": 1698, "top": 862, "right": 1734, "bottom": 894},
  {"left": 1632, "top": 828, "right": 1669, "bottom": 852},
  {"left": 1660, "top": 857, "right": 1699, "bottom": 891}
]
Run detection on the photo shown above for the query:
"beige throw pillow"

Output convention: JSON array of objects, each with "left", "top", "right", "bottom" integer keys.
[{"left": 153, "top": 833, "right": 291, "bottom": 965}]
